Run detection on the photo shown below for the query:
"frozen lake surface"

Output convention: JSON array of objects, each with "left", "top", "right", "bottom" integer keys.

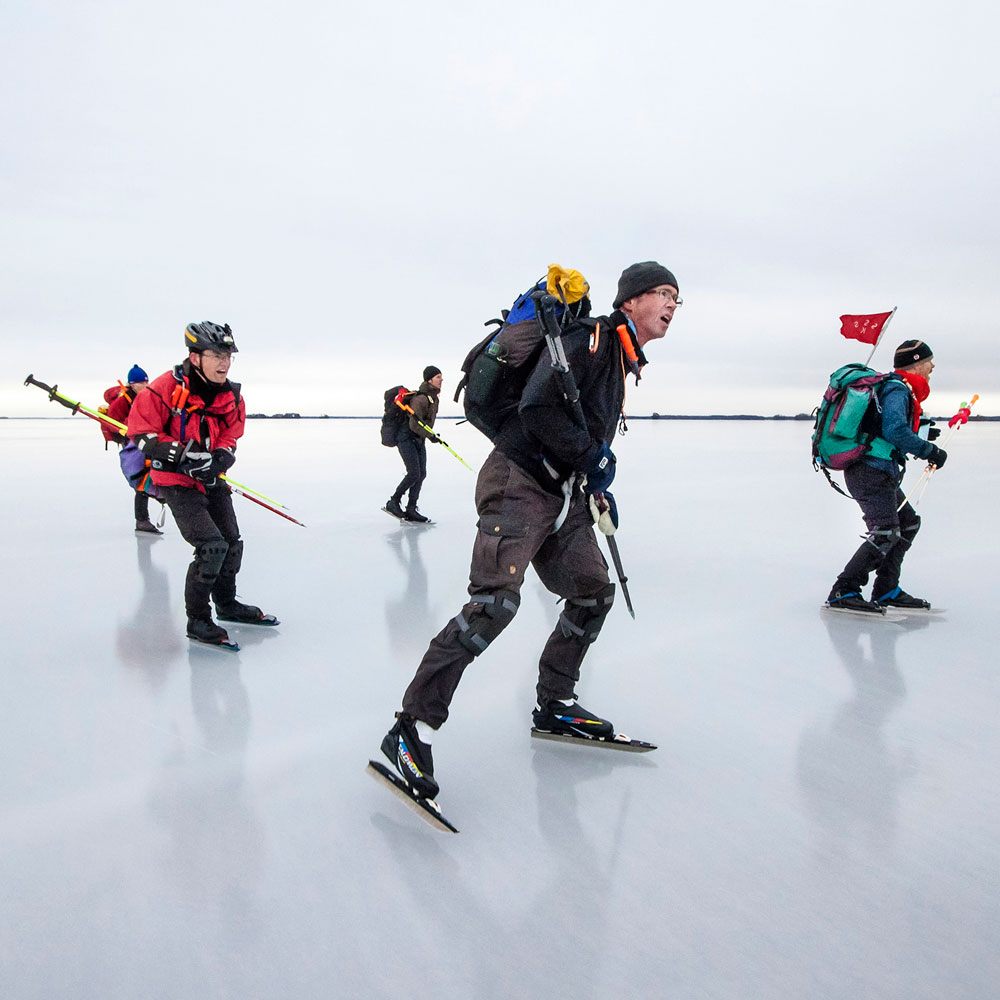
[{"left": 2, "top": 417, "right": 998, "bottom": 999}]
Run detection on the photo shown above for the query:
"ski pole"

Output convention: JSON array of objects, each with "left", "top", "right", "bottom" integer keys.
[
  {"left": 217, "top": 474, "right": 290, "bottom": 509},
  {"left": 899, "top": 394, "right": 978, "bottom": 511},
  {"left": 394, "top": 398, "right": 474, "bottom": 471},
  {"left": 24, "top": 374, "right": 129, "bottom": 431},
  {"left": 26, "top": 373, "right": 301, "bottom": 519},
  {"left": 224, "top": 482, "right": 307, "bottom": 527},
  {"left": 605, "top": 535, "right": 635, "bottom": 619}
]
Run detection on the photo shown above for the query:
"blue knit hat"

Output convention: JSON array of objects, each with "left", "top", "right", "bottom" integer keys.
[{"left": 127, "top": 365, "right": 148, "bottom": 383}]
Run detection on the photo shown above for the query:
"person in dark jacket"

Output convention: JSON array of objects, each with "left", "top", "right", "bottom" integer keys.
[
  {"left": 384, "top": 366, "right": 442, "bottom": 523},
  {"left": 827, "top": 339, "right": 947, "bottom": 614},
  {"left": 375, "top": 261, "right": 682, "bottom": 803},
  {"left": 100, "top": 364, "right": 164, "bottom": 534},
  {"left": 127, "top": 322, "right": 278, "bottom": 646}
]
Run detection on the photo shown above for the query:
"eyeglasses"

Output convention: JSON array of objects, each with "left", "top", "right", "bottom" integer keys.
[
  {"left": 646, "top": 289, "right": 683, "bottom": 307},
  {"left": 202, "top": 350, "right": 233, "bottom": 361}
]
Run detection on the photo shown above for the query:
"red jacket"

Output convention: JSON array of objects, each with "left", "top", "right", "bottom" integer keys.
[
  {"left": 127, "top": 362, "right": 245, "bottom": 493},
  {"left": 100, "top": 384, "right": 137, "bottom": 444}
]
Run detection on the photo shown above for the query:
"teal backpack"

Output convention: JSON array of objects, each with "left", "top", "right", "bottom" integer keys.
[{"left": 812, "top": 364, "right": 899, "bottom": 492}]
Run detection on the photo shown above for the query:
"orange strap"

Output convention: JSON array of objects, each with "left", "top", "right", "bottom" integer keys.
[{"left": 616, "top": 324, "right": 640, "bottom": 367}]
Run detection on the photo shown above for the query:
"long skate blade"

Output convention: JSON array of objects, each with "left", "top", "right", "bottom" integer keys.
[
  {"left": 216, "top": 614, "right": 281, "bottom": 626},
  {"left": 365, "top": 760, "right": 459, "bottom": 834},
  {"left": 530, "top": 729, "right": 657, "bottom": 752},
  {"left": 381, "top": 506, "right": 403, "bottom": 520},
  {"left": 187, "top": 636, "right": 240, "bottom": 651},
  {"left": 820, "top": 605, "right": 909, "bottom": 623}
]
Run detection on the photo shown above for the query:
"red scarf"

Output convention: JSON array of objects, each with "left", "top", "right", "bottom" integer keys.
[{"left": 894, "top": 369, "right": 929, "bottom": 431}]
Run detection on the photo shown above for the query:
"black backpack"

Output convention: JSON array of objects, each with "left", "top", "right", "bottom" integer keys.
[
  {"left": 454, "top": 279, "right": 591, "bottom": 441},
  {"left": 380, "top": 385, "right": 410, "bottom": 446}
]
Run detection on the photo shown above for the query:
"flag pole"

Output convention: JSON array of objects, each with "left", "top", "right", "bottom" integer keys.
[{"left": 863, "top": 306, "right": 897, "bottom": 367}]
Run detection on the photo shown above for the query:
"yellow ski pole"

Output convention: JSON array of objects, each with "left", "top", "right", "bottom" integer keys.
[
  {"left": 26, "top": 373, "right": 297, "bottom": 512},
  {"left": 25, "top": 374, "right": 128, "bottom": 432},
  {"left": 395, "top": 396, "right": 474, "bottom": 471}
]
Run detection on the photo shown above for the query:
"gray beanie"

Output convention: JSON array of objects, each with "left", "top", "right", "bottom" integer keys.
[{"left": 613, "top": 261, "right": 679, "bottom": 309}]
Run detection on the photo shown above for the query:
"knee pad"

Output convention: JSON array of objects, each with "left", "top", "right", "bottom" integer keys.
[
  {"left": 219, "top": 537, "right": 244, "bottom": 576},
  {"left": 193, "top": 539, "right": 229, "bottom": 583},
  {"left": 454, "top": 589, "right": 520, "bottom": 656},
  {"left": 558, "top": 582, "right": 616, "bottom": 645},
  {"left": 865, "top": 526, "right": 901, "bottom": 557}
]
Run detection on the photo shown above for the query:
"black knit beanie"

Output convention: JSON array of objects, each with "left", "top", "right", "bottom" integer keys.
[
  {"left": 893, "top": 340, "right": 933, "bottom": 369},
  {"left": 613, "top": 261, "right": 679, "bottom": 309},
  {"left": 423, "top": 365, "right": 442, "bottom": 382}
]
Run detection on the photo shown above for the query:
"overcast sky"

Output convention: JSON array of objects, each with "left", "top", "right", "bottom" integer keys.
[{"left": 2, "top": 0, "right": 997, "bottom": 420}]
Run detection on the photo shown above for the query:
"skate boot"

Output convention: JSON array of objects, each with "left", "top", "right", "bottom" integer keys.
[
  {"left": 403, "top": 507, "right": 431, "bottom": 523},
  {"left": 874, "top": 587, "right": 931, "bottom": 610},
  {"left": 383, "top": 497, "right": 404, "bottom": 519},
  {"left": 215, "top": 600, "right": 280, "bottom": 625},
  {"left": 826, "top": 590, "right": 884, "bottom": 614},
  {"left": 380, "top": 712, "right": 439, "bottom": 799},
  {"left": 135, "top": 519, "right": 162, "bottom": 534},
  {"left": 532, "top": 699, "right": 615, "bottom": 740},
  {"left": 186, "top": 617, "right": 232, "bottom": 645}
]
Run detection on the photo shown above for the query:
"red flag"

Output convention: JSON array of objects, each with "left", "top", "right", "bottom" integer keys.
[{"left": 839, "top": 311, "right": 893, "bottom": 345}]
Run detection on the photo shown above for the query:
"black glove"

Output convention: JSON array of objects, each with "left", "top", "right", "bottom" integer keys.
[
  {"left": 178, "top": 445, "right": 214, "bottom": 482},
  {"left": 210, "top": 447, "right": 236, "bottom": 477},
  {"left": 588, "top": 490, "right": 619, "bottom": 535},
  {"left": 926, "top": 421, "right": 941, "bottom": 441},
  {"left": 141, "top": 436, "right": 184, "bottom": 471},
  {"left": 927, "top": 445, "right": 947, "bottom": 469},
  {"left": 584, "top": 442, "right": 616, "bottom": 494}
]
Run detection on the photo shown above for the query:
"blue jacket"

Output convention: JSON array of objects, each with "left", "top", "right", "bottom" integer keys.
[{"left": 863, "top": 378, "right": 934, "bottom": 475}]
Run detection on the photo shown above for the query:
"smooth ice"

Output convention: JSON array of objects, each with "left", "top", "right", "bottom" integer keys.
[{"left": 1, "top": 418, "right": 998, "bottom": 1000}]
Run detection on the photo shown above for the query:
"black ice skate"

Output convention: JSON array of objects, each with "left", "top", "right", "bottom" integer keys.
[
  {"left": 379, "top": 712, "right": 439, "bottom": 799},
  {"left": 135, "top": 519, "right": 162, "bottom": 535},
  {"left": 403, "top": 508, "right": 432, "bottom": 524},
  {"left": 367, "top": 713, "right": 457, "bottom": 833},
  {"left": 531, "top": 700, "right": 656, "bottom": 752},
  {"left": 532, "top": 699, "right": 615, "bottom": 739},
  {"left": 383, "top": 498, "right": 405, "bottom": 519},
  {"left": 823, "top": 590, "right": 886, "bottom": 616},
  {"left": 875, "top": 587, "right": 932, "bottom": 610},
  {"left": 215, "top": 600, "right": 280, "bottom": 625},
  {"left": 186, "top": 617, "right": 239, "bottom": 651}
]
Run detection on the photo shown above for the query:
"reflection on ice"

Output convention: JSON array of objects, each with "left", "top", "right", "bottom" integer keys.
[{"left": 1, "top": 419, "right": 998, "bottom": 1000}]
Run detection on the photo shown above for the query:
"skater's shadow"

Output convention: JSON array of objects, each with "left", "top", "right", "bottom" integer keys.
[
  {"left": 383, "top": 528, "right": 432, "bottom": 655},
  {"left": 146, "top": 651, "right": 264, "bottom": 941},
  {"left": 796, "top": 613, "right": 934, "bottom": 857},
  {"left": 116, "top": 538, "right": 184, "bottom": 689}
]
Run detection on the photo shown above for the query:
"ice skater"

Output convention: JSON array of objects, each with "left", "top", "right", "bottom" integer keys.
[
  {"left": 383, "top": 366, "right": 443, "bottom": 524},
  {"left": 372, "top": 261, "right": 682, "bottom": 820},
  {"left": 127, "top": 322, "right": 278, "bottom": 648},
  {"left": 99, "top": 364, "right": 166, "bottom": 534},
  {"left": 826, "top": 339, "right": 947, "bottom": 614}
]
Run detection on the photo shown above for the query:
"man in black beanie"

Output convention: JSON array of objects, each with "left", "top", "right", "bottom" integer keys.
[
  {"left": 826, "top": 339, "right": 946, "bottom": 614},
  {"left": 372, "top": 261, "right": 682, "bottom": 818},
  {"left": 384, "top": 365, "right": 443, "bottom": 523}
]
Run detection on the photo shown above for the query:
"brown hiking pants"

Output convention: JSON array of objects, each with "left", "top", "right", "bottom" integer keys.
[{"left": 401, "top": 449, "right": 614, "bottom": 728}]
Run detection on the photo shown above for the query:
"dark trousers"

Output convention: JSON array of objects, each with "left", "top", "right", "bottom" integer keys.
[
  {"left": 133, "top": 491, "right": 149, "bottom": 521},
  {"left": 402, "top": 450, "right": 613, "bottom": 728},
  {"left": 832, "top": 462, "right": 921, "bottom": 599},
  {"left": 392, "top": 433, "right": 427, "bottom": 510},
  {"left": 160, "top": 485, "right": 243, "bottom": 620}
]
